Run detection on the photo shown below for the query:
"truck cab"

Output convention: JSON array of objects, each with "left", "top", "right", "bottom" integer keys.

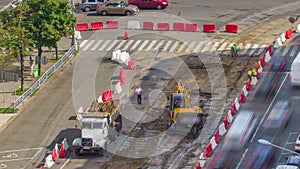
[{"left": 72, "top": 114, "right": 111, "bottom": 156}]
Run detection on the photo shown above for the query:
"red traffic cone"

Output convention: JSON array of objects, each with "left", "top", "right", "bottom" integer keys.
[{"left": 124, "top": 30, "right": 129, "bottom": 40}]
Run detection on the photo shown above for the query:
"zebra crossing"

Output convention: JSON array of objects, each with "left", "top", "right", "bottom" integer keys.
[{"left": 78, "top": 39, "right": 300, "bottom": 57}]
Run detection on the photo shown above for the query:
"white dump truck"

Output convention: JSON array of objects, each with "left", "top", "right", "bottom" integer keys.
[{"left": 72, "top": 100, "right": 122, "bottom": 156}]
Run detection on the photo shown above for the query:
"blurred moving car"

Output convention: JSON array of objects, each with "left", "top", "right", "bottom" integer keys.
[
  {"left": 96, "top": 1, "right": 139, "bottom": 15},
  {"left": 295, "top": 134, "right": 300, "bottom": 152},
  {"left": 81, "top": 0, "right": 105, "bottom": 12},
  {"left": 128, "top": 0, "right": 168, "bottom": 9},
  {"left": 263, "top": 100, "right": 291, "bottom": 133},
  {"left": 247, "top": 139, "right": 275, "bottom": 169},
  {"left": 256, "top": 57, "right": 286, "bottom": 100},
  {"left": 223, "top": 110, "right": 258, "bottom": 151}
]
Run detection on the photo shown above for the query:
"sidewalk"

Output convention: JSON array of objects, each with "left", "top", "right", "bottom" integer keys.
[{"left": 0, "top": 37, "right": 73, "bottom": 129}]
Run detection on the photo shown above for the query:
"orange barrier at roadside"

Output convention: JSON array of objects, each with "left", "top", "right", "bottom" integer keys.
[
  {"left": 225, "top": 24, "right": 238, "bottom": 33},
  {"left": 285, "top": 28, "right": 293, "bottom": 39},
  {"left": 106, "top": 21, "right": 118, "bottom": 29},
  {"left": 214, "top": 130, "right": 221, "bottom": 143},
  {"left": 204, "top": 143, "right": 214, "bottom": 158},
  {"left": 157, "top": 23, "right": 170, "bottom": 31},
  {"left": 143, "top": 22, "right": 154, "bottom": 30},
  {"left": 185, "top": 23, "right": 198, "bottom": 32},
  {"left": 203, "top": 24, "right": 216, "bottom": 33},
  {"left": 173, "top": 22, "right": 185, "bottom": 31},
  {"left": 91, "top": 22, "right": 103, "bottom": 30},
  {"left": 76, "top": 23, "right": 89, "bottom": 31}
]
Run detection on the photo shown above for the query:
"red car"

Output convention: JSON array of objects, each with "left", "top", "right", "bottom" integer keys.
[{"left": 128, "top": 0, "right": 168, "bottom": 9}]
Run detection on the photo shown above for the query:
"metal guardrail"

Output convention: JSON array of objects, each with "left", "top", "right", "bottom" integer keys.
[{"left": 13, "top": 45, "right": 77, "bottom": 109}]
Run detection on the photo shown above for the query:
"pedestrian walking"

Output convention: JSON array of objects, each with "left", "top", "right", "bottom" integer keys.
[
  {"left": 29, "top": 56, "right": 34, "bottom": 75},
  {"left": 135, "top": 86, "right": 142, "bottom": 105},
  {"left": 199, "top": 99, "right": 205, "bottom": 109}
]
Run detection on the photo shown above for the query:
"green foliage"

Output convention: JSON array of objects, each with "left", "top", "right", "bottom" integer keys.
[
  {"left": 0, "top": 108, "right": 17, "bottom": 113},
  {"left": 15, "top": 88, "right": 28, "bottom": 95},
  {"left": 27, "top": 0, "right": 77, "bottom": 49}
]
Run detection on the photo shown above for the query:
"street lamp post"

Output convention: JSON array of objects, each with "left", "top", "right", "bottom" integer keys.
[{"left": 258, "top": 139, "right": 300, "bottom": 156}]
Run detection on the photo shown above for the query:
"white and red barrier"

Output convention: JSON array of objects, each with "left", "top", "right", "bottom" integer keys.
[{"left": 42, "top": 138, "right": 70, "bottom": 168}]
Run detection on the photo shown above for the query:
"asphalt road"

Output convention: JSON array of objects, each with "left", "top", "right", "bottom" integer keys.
[
  {"left": 206, "top": 34, "right": 300, "bottom": 169},
  {"left": 1, "top": 1, "right": 300, "bottom": 169}
]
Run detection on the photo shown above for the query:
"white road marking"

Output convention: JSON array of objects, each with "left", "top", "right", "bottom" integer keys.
[
  {"left": 209, "top": 41, "right": 220, "bottom": 54},
  {"left": 138, "top": 40, "right": 150, "bottom": 51},
  {"left": 114, "top": 40, "right": 126, "bottom": 50},
  {"left": 163, "top": 40, "right": 173, "bottom": 51},
  {"left": 273, "top": 46, "right": 283, "bottom": 56},
  {"left": 248, "top": 44, "right": 259, "bottom": 56},
  {"left": 145, "top": 40, "right": 157, "bottom": 51},
  {"left": 217, "top": 42, "right": 228, "bottom": 51},
  {"left": 0, "top": 148, "right": 42, "bottom": 154},
  {"left": 193, "top": 41, "right": 205, "bottom": 53},
  {"left": 250, "top": 73, "right": 289, "bottom": 143},
  {"left": 282, "top": 45, "right": 291, "bottom": 56},
  {"left": 153, "top": 40, "right": 165, "bottom": 51},
  {"left": 60, "top": 158, "right": 72, "bottom": 169},
  {"left": 256, "top": 44, "right": 267, "bottom": 55},
  {"left": 0, "top": 158, "right": 32, "bottom": 163},
  {"left": 83, "top": 40, "right": 95, "bottom": 51},
  {"left": 90, "top": 40, "right": 103, "bottom": 51},
  {"left": 79, "top": 40, "right": 88, "bottom": 48},
  {"left": 169, "top": 41, "right": 179, "bottom": 52},
  {"left": 290, "top": 46, "right": 298, "bottom": 57},
  {"left": 177, "top": 41, "right": 187, "bottom": 53},
  {"left": 130, "top": 40, "right": 142, "bottom": 51},
  {"left": 184, "top": 41, "right": 196, "bottom": 53},
  {"left": 239, "top": 43, "right": 251, "bottom": 55},
  {"left": 99, "top": 40, "right": 111, "bottom": 51},
  {"left": 200, "top": 41, "right": 212, "bottom": 53},
  {"left": 21, "top": 147, "right": 43, "bottom": 169},
  {"left": 236, "top": 148, "right": 248, "bottom": 169},
  {"left": 106, "top": 40, "right": 119, "bottom": 51},
  {"left": 122, "top": 40, "right": 134, "bottom": 51}
]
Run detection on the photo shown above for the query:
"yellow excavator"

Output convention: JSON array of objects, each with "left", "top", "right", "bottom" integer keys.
[{"left": 167, "top": 80, "right": 207, "bottom": 139}]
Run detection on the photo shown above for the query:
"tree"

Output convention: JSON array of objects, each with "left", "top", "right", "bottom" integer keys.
[
  {"left": 0, "top": 2, "right": 35, "bottom": 91},
  {"left": 27, "top": 0, "right": 77, "bottom": 75}
]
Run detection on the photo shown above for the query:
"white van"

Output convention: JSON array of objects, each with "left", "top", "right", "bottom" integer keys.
[{"left": 291, "top": 53, "right": 300, "bottom": 86}]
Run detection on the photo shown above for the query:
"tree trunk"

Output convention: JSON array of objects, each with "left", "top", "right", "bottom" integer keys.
[
  {"left": 55, "top": 45, "right": 58, "bottom": 60},
  {"left": 19, "top": 46, "right": 24, "bottom": 92},
  {"left": 38, "top": 47, "right": 42, "bottom": 76}
]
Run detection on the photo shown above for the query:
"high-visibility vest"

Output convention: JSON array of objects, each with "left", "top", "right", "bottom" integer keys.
[
  {"left": 248, "top": 70, "right": 252, "bottom": 76},
  {"left": 233, "top": 45, "right": 239, "bottom": 53},
  {"left": 252, "top": 70, "right": 257, "bottom": 76}
]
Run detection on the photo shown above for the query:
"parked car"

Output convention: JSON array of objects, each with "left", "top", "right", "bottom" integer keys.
[
  {"left": 81, "top": 0, "right": 104, "bottom": 12},
  {"left": 128, "top": 0, "right": 168, "bottom": 9},
  {"left": 295, "top": 134, "right": 300, "bottom": 152},
  {"left": 291, "top": 52, "right": 300, "bottom": 86},
  {"left": 96, "top": 1, "right": 139, "bottom": 16},
  {"left": 263, "top": 100, "right": 291, "bottom": 134}
]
